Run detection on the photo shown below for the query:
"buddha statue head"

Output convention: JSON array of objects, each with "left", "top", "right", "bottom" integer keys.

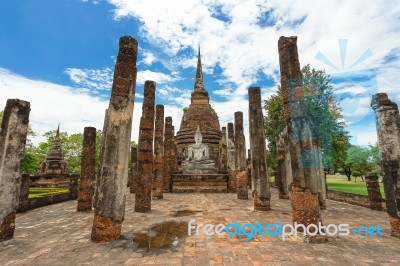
[{"left": 194, "top": 126, "right": 203, "bottom": 144}]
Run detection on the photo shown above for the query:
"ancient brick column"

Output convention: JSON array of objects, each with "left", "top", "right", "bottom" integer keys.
[
  {"left": 17, "top": 174, "right": 30, "bottom": 213},
  {"left": 364, "top": 172, "right": 383, "bottom": 211},
  {"left": 129, "top": 146, "right": 138, "bottom": 194},
  {"left": 219, "top": 127, "right": 227, "bottom": 170},
  {"left": 69, "top": 174, "right": 79, "bottom": 200},
  {"left": 135, "top": 81, "right": 156, "bottom": 212},
  {"left": 248, "top": 88, "right": 271, "bottom": 210},
  {"left": 0, "top": 99, "right": 30, "bottom": 241},
  {"left": 77, "top": 127, "right": 96, "bottom": 212},
  {"left": 278, "top": 36, "right": 324, "bottom": 235},
  {"left": 152, "top": 104, "right": 164, "bottom": 199},
  {"left": 227, "top": 123, "right": 236, "bottom": 171},
  {"left": 92, "top": 36, "right": 137, "bottom": 242},
  {"left": 234, "top": 112, "right": 246, "bottom": 172},
  {"left": 276, "top": 135, "right": 289, "bottom": 199},
  {"left": 163, "top": 117, "right": 174, "bottom": 192},
  {"left": 371, "top": 93, "right": 400, "bottom": 238},
  {"left": 236, "top": 171, "right": 248, "bottom": 199}
]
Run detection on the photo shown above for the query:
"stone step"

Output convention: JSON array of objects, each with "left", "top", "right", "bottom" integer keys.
[{"left": 171, "top": 174, "right": 229, "bottom": 193}]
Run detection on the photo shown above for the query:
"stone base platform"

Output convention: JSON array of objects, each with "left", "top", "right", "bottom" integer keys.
[{"left": 171, "top": 173, "right": 229, "bottom": 192}]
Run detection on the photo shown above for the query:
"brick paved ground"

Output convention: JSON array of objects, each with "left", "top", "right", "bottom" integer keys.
[{"left": 0, "top": 188, "right": 399, "bottom": 265}]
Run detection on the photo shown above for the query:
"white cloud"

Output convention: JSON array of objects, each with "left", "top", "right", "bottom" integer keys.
[
  {"left": 64, "top": 67, "right": 113, "bottom": 91},
  {"left": 142, "top": 51, "right": 156, "bottom": 66},
  {"left": 136, "top": 69, "right": 181, "bottom": 85},
  {"left": 0, "top": 68, "right": 142, "bottom": 146}
]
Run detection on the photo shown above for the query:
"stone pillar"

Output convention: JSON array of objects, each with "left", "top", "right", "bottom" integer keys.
[
  {"left": 163, "top": 117, "right": 174, "bottom": 192},
  {"left": 371, "top": 93, "right": 400, "bottom": 238},
  {"left": 0, "top": 99, "right": 30, "bottom": 241},
  {"left": 219, "top": 127, "right": 227, "bottom": 170},
  {"left": 234, "top": 112, "right": 246, "bottom": 172},
  {"left": 129, "top": 146, "right": 138, "bottom": 194},
  {"left": 278, "top": 36, "right": 324, "bottom": 236},
  {"left": 152, "top": 104, "right": 164, "bottom": 199},
  {"left": 364, "top": 172, "right": 383, "bottom": 211},
  {"left": 248, "top": 88, "right": 271, "bottom": 210},
  {"left": 283, "top": 127, "right": 293, "bottom": 198},
  {"left": 236, "top": 171, "right": 248, "bottom": 199},
  {"left": 69, "top": 174, "right": 79, "bottom": 200},
  {"left": 77, "top": 127, "right": 96, "bottom": 212},
  {"left": 135, "top": 81, "right": 156, "bottom": 212},
  {"left": 92, "top": 36, "right": 137, "bottom": 242},
  {"left": 276, "top": 135, "right": 289, "bottom": 199},
  {"left": 227, "top": 123, "right": 236, "bottom": 171},
  {"left": 17, "top": 174, "right": 30, "bottom": 213}
]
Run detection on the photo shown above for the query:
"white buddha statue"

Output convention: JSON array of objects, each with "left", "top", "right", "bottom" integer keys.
[{"left": 182, "top": 126, "right": 215, "bottom": 173}]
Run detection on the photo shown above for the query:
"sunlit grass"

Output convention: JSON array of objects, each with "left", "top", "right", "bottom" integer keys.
[
  {"left": 327, "top": 174, "right": 385, "bottom": 197},
  {"left": 28, "top": 187, "right": 69, "bottom": 199}
]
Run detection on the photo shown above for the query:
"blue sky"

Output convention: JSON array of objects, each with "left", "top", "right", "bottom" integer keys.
[{"left": 0, "top": 0, "right": 399, "bottom": 147}]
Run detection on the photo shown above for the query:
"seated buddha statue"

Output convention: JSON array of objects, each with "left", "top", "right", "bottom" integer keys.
[{"left": 182, "top": 126, "right": 215, "bottom": 173}]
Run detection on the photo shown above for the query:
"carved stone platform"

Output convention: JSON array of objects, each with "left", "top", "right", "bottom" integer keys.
[{"left": 171, "top": 172, "right": 229, "bottom": 193}]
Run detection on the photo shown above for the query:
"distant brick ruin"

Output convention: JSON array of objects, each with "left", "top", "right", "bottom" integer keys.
[
  {"left": 278, "top": 36, "right": 325, "bottom": 240},
  {"left": 129, "top": 146, "right": 138, "bottom": 194},
  {"left": 0, "top": 99, "right": 30, "bottom": 241},
  {"left": 134, "top": 80, "right": 156, "bottom": 212},
  {"left": 77, "top": 127, "right": 96, "bottom": 212},
  {"left": 364, "top": 172, "right": 383, "bottom": 211},
  {"left": 371, "top": 93, "right": 400, "bottom": 238},
  {"left": 248, "top": 87, "right": 271, "bottom": 211},
  {"left": 91, "top": 36, "right": 137, "bottom": 242}
]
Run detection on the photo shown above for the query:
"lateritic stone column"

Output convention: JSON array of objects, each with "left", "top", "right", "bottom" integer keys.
[
  {"left": 278, "top": 36, "right": 325, "bottom": 240},
  {"left": 152, "top": 104, "right": 164, "bottom": 199},
  {"left": 234, "top": 112, "right": 246, "bottom": 196},
  {"left": 0, "top": 99, "right": 30, "bottom": 241},
  {"left": 135, "top": 81, "right": 156, "bottom": 212},
  {"left": 129, "top": 146, "right": 138, "bottom": 193},
  {"left": 163, "top": 117, "right": 174, "bottom": 192},
  {"left": 364, "top": 172, "right": 383, "bottom": 211},
  {"left": 371, "top": 93, "right": 400, "bottom": 238},
  {"left": 219, "top": 127, "right": 227, "bottom": 170},
  {"left": 92, "top": 36, "right": 137, "bottom": 242},
  {"left": 277, "top": 134, "right": 289, "bottom": 199},
  {"left": 77, "top": 127, "right": 96, "bottom": 212},
  {"left": 227, "top": 122, "right": 236, "bottom": 192},
  {"left": 248, "top": 88, "right": 271, "bottom": 210}
]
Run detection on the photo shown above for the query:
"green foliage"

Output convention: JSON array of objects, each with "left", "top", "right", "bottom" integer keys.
[
  {"left": 345, "top": 144, "right": 380, "bottom": 176},
  {"left": 183, "top": 106, "right": 189, "bottom": 112},
  {"left": 351, "top": 171, "right": 361, "bottom": 177},
  {"left": 263, "top": 64, "right": 350, "bottom": 172}
]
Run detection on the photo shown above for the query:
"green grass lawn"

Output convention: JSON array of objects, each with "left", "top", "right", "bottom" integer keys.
[
  {"left": 28, "top": 187, "right": 70, "bottom": 199},
  {"left": 327, "top": 174, "right": 385, "bottom": 197}
]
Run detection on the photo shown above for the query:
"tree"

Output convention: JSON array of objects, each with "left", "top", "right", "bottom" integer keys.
[
  {"left": 264, "top": 64, "right": 350, "bottom": 172},
  {"left": 345, "top": 144, "right": 380, "bottom": 181}
]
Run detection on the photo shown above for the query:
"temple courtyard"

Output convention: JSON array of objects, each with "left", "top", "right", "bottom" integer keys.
[{"left": 0, "top": 188, "right": 399, "bottom": 266}]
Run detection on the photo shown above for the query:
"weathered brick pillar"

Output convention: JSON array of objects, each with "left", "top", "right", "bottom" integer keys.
[
  {"left": 234, "top": 112, "right": 246, "bottom": 172},
  {"left": 163, "top": 117, "right": 174, "bottom": 192},
  {"left": 227, "top": 123, "right": 236, "bottom": 192},
  {"left": 371, "top": 93, "right": 400, "bottom": 238},
  {"left": 278, "top": 36, "right": 324, "bottom": 236},
  {"left": 152, "top": 104, "right": 164, "bottom": 199},
  {"left": 364, "top": 172, "right": 383, "bottom": 211},
  {"left": 92, "top": 36, "right": 137, "bottom": 242},
  {"left": 276, "top": 135, "right": 289, "bottom": 199},
  {"left": 69, "top": 174, "right": 79, "bottom": 200},
  {"left": 129, "top": 146, "right": 138, "bottom": 193},
  {"left": 248, "top": 88, "right": 271, "bottom": 210},
  {"left": 135, "top": 81, "right": 156, "bottom": 212},
  {"left": 219, "top": 127, "right": 227, "bottom": 170},
  {"left": 283, "top": 126, "right": 293, "bottom": 198},
  {"left": 236, "top": 171, "right": 248, "bottom": 199},
  {"left": 0, "top": 99, "right": 30, "bottom": 241},
  {"left": 77, "top": 127, "right": 96, "bottom": 212},
  {"left": 17, "top": 174, "right": 30, "bottom": 213}
]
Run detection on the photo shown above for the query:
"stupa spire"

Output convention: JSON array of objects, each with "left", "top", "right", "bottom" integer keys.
[{"left": 194, "top": 45, "right": 206, "bottom": 92}]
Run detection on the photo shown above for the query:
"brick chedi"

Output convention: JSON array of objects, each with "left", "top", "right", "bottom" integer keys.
[
  {"left": 135, "top": 81, "right": 156, "bottom": 212},
  {"left": 248, "top": 88, "right": 271, "bottom": 210},
  {"left": 371, "top": 93, "right": 400, "bottom": 238},
  {"left": 91, "top": 36, "right": 137, "bottom": 242},
  {"left": 77, "top": 127, "right": 96, "bottom": 212},
  {"left": 175, "top": 47, "right": 222, "bottom": 170},
  {"left": 0, "top": 99, "right": 30, "bottom": 241},
  {"left": 152, "top": 104, "right": 164, "bottom": 199},
  {"left": 38, "top": 124, "right": 68, "bottom": 175},
  {"left": 278, "top": 36, "right": 325, "bottom": 239}
]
